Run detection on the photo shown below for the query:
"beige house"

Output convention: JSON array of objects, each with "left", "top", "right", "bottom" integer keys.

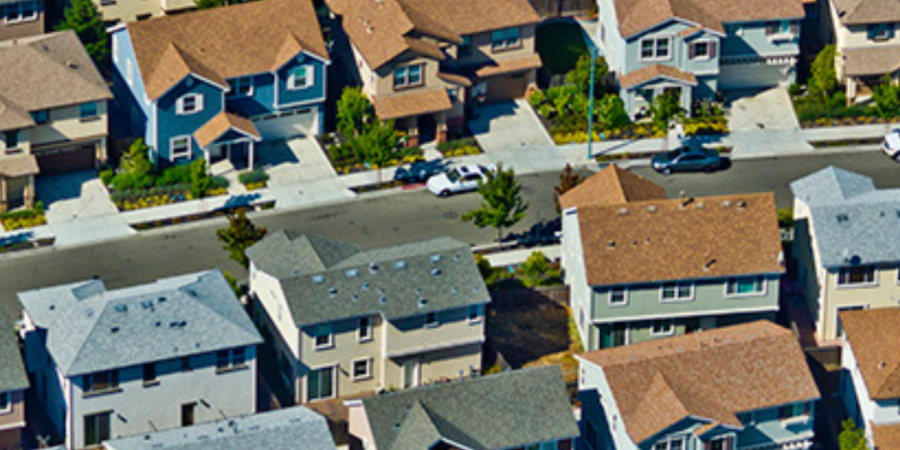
[
  {"left": 828, "top": 0, "right": 900, "bottom": 101},
  {"left": 0, "top": 0, "right": 44, "bottom": 42},
  {"left": 93, "top": 0, "right": 193, "bottom": 23},
  {"left": 246, "top": 232, "right": 490, "bottom": 404},
  {"left": 327, "top": 0, "right": 542, "bottom": 146},
  {"left": 0, "top": 31, "right": 111, "bottom": 212},
  {"left": 791, "top": 166, "right": 900, "bottom": 343}
]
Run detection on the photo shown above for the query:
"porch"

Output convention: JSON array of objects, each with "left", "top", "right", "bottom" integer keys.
[
  {"left": 619, "top": 64, "right": 697, "bottom": 118},
  {"left": 0, "top": 154, "right": 38, "bottom": 213},
  {"left": 194, "top": 112, "right": 262, "bottom": 171},
  {"left": 371, "top": 89, "right": 455, "bottom": 146},
  {"left": 841, "top": 45, "right": 900, "bottom": 102}
]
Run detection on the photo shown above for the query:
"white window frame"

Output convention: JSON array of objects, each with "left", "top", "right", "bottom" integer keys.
[
  {"left": 314, "top": 325, "right": 334, "bottom": 350},
  {"left": 306, "top": 365, "right": 336, "bottom": 401},
  {"left": 3, "top": 0, "right": 37, "bottom": 24},
  {"left": 688, "top": 39, "right": 715, "bottom": 61},
  {"left": 393, "top": 64, "right": 424, "bottom": 89},
  {"left": 287, "top": 65, "right": 314, "bottom": 91},
  {"left": 608, "top": 287, "right": 629, "bottom": 306},
  {"left": 639, "top": 36, "right": 672, "bottom": 61},
  {"left": 467, "top": 304, "right": 483, "bottom": 324},
  {"left": 650, "top": 319, "right": 675, "bottom": 336},
  {"left": 176, "top": 93, "right": 203, "bottom": 115},
  {"left": 424, "top": 311, "right": 439, "bottom": 328},
  {"left": 660, "top": 282, "right": 694, "bottom": 302},
  {"left": 837, "top": 265, "right": 878, "bottom": 288},
  {"left": 230, "top": 76, "right": 254, "bottom": 97},
  {"left": 0, "top": 392, "right": 10, "bottom": 414},
  {"left": 725, "top": 275, "right": 767, "bottom": 297},
  {"left": 653, "top": 435, "right": 686, "bottom": 450},
  {"left": 358, "top": 316, "right": 373, "bottom": 342},
  {"left": 169, "top": 136, "right": 192, "bottom": 161},
  {"left": 351, "top": 358, "right": 373, "bottom": 381}
]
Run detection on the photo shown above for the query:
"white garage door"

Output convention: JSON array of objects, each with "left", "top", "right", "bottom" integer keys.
[
  {"left": 719, "top": 64, "right": 791, "bottom": 90},
  {"left": 252, "top": 107, "right": 318, "bottom": 141}
]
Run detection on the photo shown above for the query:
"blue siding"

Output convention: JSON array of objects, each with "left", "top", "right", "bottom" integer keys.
[
  {"left": 156, "top": 77, "right": 225, "bottom": 164},
  {"left": 721, "top": 21, "right": 800, "bottom": 57},
  {"left": 275, "top": 55, "right": 327, "bottom": 108},
  {"left": 226, "top": 73, "right": 276, "bottom": 117},
  {"left": 111, "top": 29, "right": 154, "bottom": 151}
]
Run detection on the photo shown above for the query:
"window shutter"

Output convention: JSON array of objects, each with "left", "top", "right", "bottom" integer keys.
[
  {"left": 688, "top": 43, "right": 696, "bottom": 59},
  {"left": 709, "top": 41, "right": 717, "bottom": 58}
]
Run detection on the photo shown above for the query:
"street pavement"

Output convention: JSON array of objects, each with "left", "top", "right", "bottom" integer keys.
[{"left": 2, "top": 150, "right": 900, "bottom": 321}]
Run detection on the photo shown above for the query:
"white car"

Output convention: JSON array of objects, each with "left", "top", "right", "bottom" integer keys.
[
  {"left": 883, "top": 130, "right": 900, "bottom": 159},
  {"left": 426, "top": 164, "right": 496, "bottom": 197}
]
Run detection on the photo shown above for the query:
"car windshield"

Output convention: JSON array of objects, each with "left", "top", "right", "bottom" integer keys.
[
  {"left": 447, "top": 170, "right": 460, "bottom": 182},
  {"left": 666, "top": 150, "right": 682, "bottom": 159}
]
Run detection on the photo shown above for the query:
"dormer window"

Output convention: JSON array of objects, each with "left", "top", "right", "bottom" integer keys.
[
  {"left": 176, "top": 94, "right": 203, "bottom": 115},
  {"left": 688, "top": 40, "right": 717, "bottom": 60},
  {"left": 229, "top": 76, "right": 253, "bottom": 96},
  {"left": 287, "top": 65, "right": 314, "bottom": 90},
  {"left": 639, "top": 37, "right": 671, "bottom": 61},
  {"left": 393, "top": 64, "right": 423, "bottom": 90},
  {"left": 868, "top": 23, "right": 895, "bottom": 41},
  {"left": 458, "top": 35, "right": 472, "bottom": 56}
]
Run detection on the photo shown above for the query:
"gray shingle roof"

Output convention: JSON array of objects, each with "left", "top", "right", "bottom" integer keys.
[
  {"left": 19, "top": 270, "right": 262, "bottom": 377},
  {"left": 247, "top": 233, "right": 490, "bottom": 327},
  {"left": 103, "top": 406, "right": 335, "bottom": 450},
  {"left": 792, "top": 167, "right": 900, "bottom": 268},
  {"left": 361, "top": 366, "right": 579, "bottom": 450},
  {"left": 0, "top": 312, "right": 28, "bottom": 393}
]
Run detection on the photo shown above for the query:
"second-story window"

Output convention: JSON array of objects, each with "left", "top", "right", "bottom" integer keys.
[
  {"left": 314, "top": 325, "right": 333, "bottom": 350},
  {"left": 868, "top": 23, "right": 895, "bottom": 41},
  {"left": 358, "top": 317, "right": 372, "bottom": 342},
  {"left": 458, "top": 35, "right": 472, "bottom": 56},
  {"left": 31, "top": 110, "right": 48, "bottom": 125},
  {"left": 3, "top": 0, "right": 37, "bottom": 23},
  {"left": 778, "top": 402, "right": 810, "bottom": 421},
  {"left": 393, "top": 64, "right": 423, "bottom": 89},
  {"left": 142, "top": 363, "right": 157, "bottom": 386},
  {"left": 838, "top": 266, "right": 876, "bottom": 286},
  {"left": 170, "top": 136, "right": 192, "bottom": 161},
  {"left": 609, "top": 287, "right": 628, "bottom": 306},
  {"left": 287, "top": 66, "right": 314, "bottom": 90},
  {"left": 650, "top": 319, "right": 674, "bottom": 336},
  {"left": 640, "top": 37, "right": 671, "bottom": 60},
  {"left": 491, "top": 27, "right": 521, "bottom": 51},
  {"left": 726, "top": 276, "right": 765, "bottom": 296},
  {"left": 216, "top": 348, "right": 247, "bottom": 371},
  {"left": 3, "top": 131, "right": 19, "bottom": 150},
  {"left": 708, "top": 436, "right": 735, "bottom": 450},
  {"left": 766, "top": 21, "right": 798, "bottom": 38},
  {"left": 229, "top": 76, "right": 253, "bottom": 96},
  {"left": 424, "top": 312, "right": 439, "bottom": 328},
  {"left": 79, "top": 102, "right": 99, "bottom": 120},
  {"left": 467, "top": 304, "right": 483, "bottom": 323},
  {"left": 0, "top": 392, "right": 10, "bottom": 413},
  {"left": 653, "top": 436, "right": 685, "bottom": 450},
  {"left": 660, "top": 282, "right": 693, "bottom": 302},
  {"left": 180, "top": 356, "right": 192, "bottom": 372},
  {"left": 176, "top": 94, "right": 203, "bottom": 115},
  {"left": 688, "top": 40, "right": 717, "bottom": 60},
  {"left": 84, "top": 370, "right": 118, "bottom": 394}
]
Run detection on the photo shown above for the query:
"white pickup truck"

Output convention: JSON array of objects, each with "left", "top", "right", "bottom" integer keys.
[{"left": 426, "top": 164, "right": 497, "bottom": 197}]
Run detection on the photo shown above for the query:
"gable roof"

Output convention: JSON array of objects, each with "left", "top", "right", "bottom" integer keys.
[
  {"left": 559, "top": 165, "right": 667, "bottom": 210},
  {"left": 19, "top": 270, "right": 262, "bottom": 377},
  {"left": 372, "top": 89, "right": 454, "bottom": 120},
  {"left": 361, "top": 366, "right": 579, "bottom": 450},
  {"left": 619, "top": 64, "right": 698, "bottom": 89},
  {"left": 842, "top": 45, "right": 900, "bottom": 78},
  {"left": 194, "top": 112, "right": 261, "bottom": 148},
  {"left": 0, "top": 31, "right": 111, "bottom": 132},
  {"left": 579, "top": 321, "right": 820, "bottom": 444},
  {"left": 127, "top": 0, "right": 329, "bottom": 101},
  {"left": 840, "top": 308, "right": 900, "bottom": 401},
  {"left": 576, "top": 192, "right": 783, "bottom": 286},
  {"left": 247, "top": 232, "right": 490, "bottom": 327},
  {"left": 791, "top": 166, "right": 876, "bottom": 205},
  {"left": 613, "top": 0, "right": 804, "bottom": 39},
  {"left": 832, "top": 0, "right": 900, "bottom": 25},
  {"left": 0, "top": 312, "right": 28, "bottom": 393}
]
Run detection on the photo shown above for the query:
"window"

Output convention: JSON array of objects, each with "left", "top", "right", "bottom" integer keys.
[
  {"left": 661, "top": 282, "right": 693, "bottom": 301},
  {"left": 726, "top": 276, "right": 765, "bottom": 296},
  {"left": 425, "top": 312, "right": 439, "bottom": 327},
  {"left": 688, "top": 40, "right": 717, "bottom": 60},
  {"left": 79, "top": 102, "right": 99, "bottom": 119},
  {"left": 176, "top": 94, "right": 203, "bottom": 115},
  {"left": 838, "top": 266, "right": 876, "bottom": 286},
  {"left": 307, "top": 366, "right": 335, "bottom": 401},
  {"left": 142, "top": 363, "right": 157, "bottom": 385},
  {"left": 778, "top": 402, "right": 810, "bottom": 421},
  {"left": 216, "top": 348, "right": 247, "bottom": 371},
  {"left": 314, "top": 325, "right": 333, "bottom": 349},
  {"left": 3, "top": 0, "right": 37, "bottom": 23},
  {"left": 609, "top": 287, "right": 628, "bottom": 306},
  {"left": 0, "top": 392, "right": 9, "bottom": 413},
  {"left": 4, "top": 131, "right": 18, "bottom": 149},
  {"left": 869, "top": 23, "right": 895, "bottom": 41},
  {"left": 540, "top": 442, "right": 558, "bottom": 450},
  {"left": 84, "top": 411, "right": 111, "bottom": 447},
  {"left": 654, "top": 436, "right": 685, "bottom": 450},
  {"left": 708, "top": 436, "right": 734, "bottom": 450},
  {"left": 393, "top": 64, "right": 424, "bottom": 89},
  {"left": 352, "top": 358, "right": 372, "bottom": 380},
  {"left": 181, "top": 402, "right": 196, "bottom": 426},
  {"left": 229, "top": 76, "right": 253, "bottom": 96},
  {"left": 651, "top": 319, "right": 675, "bottom": 336},
  {"left": 287, "top": 65, "right": 313, "bottom": 90},
  {"left": 31, "top": 110, "right": 49, "bottom": 125},
  {"left": 458, "top": 35, "right": 471, "bottom": 56},
  {"left": 640, "top": 37, "right": 671, "bottom": 60},
  {"left": 766, "top": 20, "right": 796, "bottom": 37},
  {"left": 170, "top": 136, "right": 192, "bottom": 161},
  {"left": 180, "top": 356, "right": 192, "bottom": 372},
  {"left": 467, "top": 304, "right": 483, "bottom": 323},
  {"left": 491, "top": 27, "right": 521, "bottom": 50},
  {"left": 358, "top": 317, "right": 372, "bottom": 342},
  {"left": 84, "top": 370, "right": 118, "bottom": 394}
]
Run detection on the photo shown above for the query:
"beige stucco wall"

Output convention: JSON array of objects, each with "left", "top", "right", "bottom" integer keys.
[
  {"left": 94, "top": 0, "right": 193, "bottom": 23},
  {"left": 371, "top": 56, "right": 448, "bottom": 100},
  {"left": 0, "top": 11, "right": 44, "bottom": 42},
  {"left": 381, "top": 342, "right": 482, "bottom": 391},
  {"left": 0, "top": 129, "right": 31, "bottom": 156},
  {"left": 828, "top": 0, "right": 900, "bottom": 80},
  {"left": 30, "top": 102, "right": 108, "bottom": 149},
  {"left": 347, "top": 401, "right": 375, "bottom": 450},
  {"left": 456, "top": 24, "right": 538, "bottom": 67}
]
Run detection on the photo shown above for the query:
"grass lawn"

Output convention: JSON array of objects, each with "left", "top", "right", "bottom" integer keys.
[{"left": 536, "top": 21, "right": 589, "bottom": 75}]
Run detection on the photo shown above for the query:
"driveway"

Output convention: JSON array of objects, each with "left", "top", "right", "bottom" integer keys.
[
  {"left": 36, "top": 171, "right": 118, "bottom": 222},
  {"left": 469, "top": 99, "right": 554, "bottom": 152},
  {"left": 725, "top": 86, "right": 800, "bottom": 131},
  {"left": 256, "top": 137, "right": 337, "bottom": 187}
]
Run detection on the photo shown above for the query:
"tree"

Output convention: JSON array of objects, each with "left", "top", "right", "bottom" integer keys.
[
  {"left": 462, "top": 165, "right": 528, "bottom": 242},
  {"left": 810, "top": 45, "right": 838, "bottom": 101},
  {"left": 56, "top": 0, "right": 109, "bottom": 65},
  {"left": 650, "top": 91, "right": 683, "bottom": 132},
  {"left": 553, "top": 164, "right": 583, "bottom": 214},
  {"left": 216, "top": 209, "right": 267, "bottom": 269},
  {"left": 111, "top": 139, "right": 155, "bottom": 191},
  {"left": 873, "top": 75, "right": 900, "bottom": 118},
  {"left": 352, "top": 119, "right": 401, "bottom": 185},
  {"left": 337, "top": 87, "right": 375, "bottom": 138},
  {"left": 515, "top": 251, "right": 562, "bottom": 288},
  {"left": 839, "top": 419, "right": 868, "bottom": 450},
  {"left": 596, "top": 94, "right": 631, "bottom": 130},
  {"left": 566, "top": 52, "right": 608, "bottom": 97}
]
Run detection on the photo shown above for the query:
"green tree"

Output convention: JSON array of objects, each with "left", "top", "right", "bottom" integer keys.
[
  {"left": 216, "top": 209, "right": 267, "bottom": 269},
  {"left": 839, "top": 419, "right": 868, "bottom": 450},
  {"left": 650, "top": 91, "right": 683, "bottom": 132},
  {"left": 337, "top": 87, "right": 375, "bottom": 138},
  {"left": 352, "top": 119, "right": 401, "bottom": 184},
  {"left": 566, "top": 52, "right": 608, "bottom": 97},
  {"left": 188, "top": 158, "right": 211, "bottom": 198},
  {"left": 515, "top": 251, "right": 562, "bottom": 288},
  {"left": 596, "top": 94, "right": 631, "bottom": 130},
  {"left": 873, "top": 75, "right": 900, "bottom": 118},
  {"left": 111, "top": 139, "right": 155, "bottom": 191},
  {"left": 553, "top": 163, "right": 583, "bottom": 214},
  {"left": 56, "top": 0, "right": 109, "bottom": 65},
  {"left": 810, "top": 45, "right": 838, "bottom": 101},
  {"left": 462, "top": 164, "right": 528, "bottom": 242}
]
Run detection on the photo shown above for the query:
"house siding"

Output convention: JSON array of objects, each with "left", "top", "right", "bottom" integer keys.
[
  {"left": 0, "top": 1, "right": 44, "bottom": 42},
  {"left": 841, "top": 338, "right": 895, "bottom": 448},
  {"left": 562, "top": 209, "right": 594, "bottom": 350},
  {"left": 274, "top": 56, "right": 327, "bottom": 110},
  {"left": 155, "top": 76, "right": 225, "bottom": 164},
  {"left": 111, "top": 29, "right": 153, "bottom": 151},
  {"left": 0, "top": 390, "right": 25, "bottom": 450}
]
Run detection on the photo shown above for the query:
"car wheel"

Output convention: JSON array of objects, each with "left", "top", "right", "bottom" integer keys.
[
  {"left": 704, "top": 165, "right": 713, "bottom": 173},
  {"left": 662, "top": 168, "right": 672, "bottom": 175},
  {"left": 439, "top": 190, "right": 451, "bottom": 197}
]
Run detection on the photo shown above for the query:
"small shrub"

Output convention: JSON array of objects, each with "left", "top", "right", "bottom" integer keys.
[
  {"left": 788, "top": 83, "right": 802, "bottom": 97},
  {"left": 99, "top": 169, "right": 114, "bottom": 186},
  {"left": 238, "top": 170, "right": 269, "bottom": 186}
]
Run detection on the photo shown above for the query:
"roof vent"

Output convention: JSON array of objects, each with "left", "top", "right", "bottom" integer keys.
[
  {"left": 140, "top": 300, "right": 154, "bottom": 310},
  {"left": 418, "top": 298, "right": 428, "bottom": 308},
  {"left": 736, "top": 200, "right": 747, "bottom": 209},
  {"left": 49, "top": 304, "right": 55, "bottom": 311},
  {"left": 451, "top": 286, "right": 458, "bottom": 294},
  {"left": 720, "top": 200, "right": 732, "bottom": 208},
  {"left": 646, "top": 205, "right": 658, "bottom": 213},
  {"left": 312, "top": 275, "right": 325, "bottom": 284},
  {"left": 114, "top": 304, "right": 128, "bottom": 313},
  {"left": 351, "top": 294, "right": 359, "bottom": 302},
  {"left": 347, "top": 269, "right": 359, "bottom": 278},
  {"left": 379, "top": 296, "right": 387, "bottom": 304},
  {"left": 695, "top": 202, "right": 705, "bottom": 209},
  {"left": 879, "top": 361, "right": 887, "bottom": 369},
  {"left": 369, "top": 263, "right": 379, "bottom": 274},
  {"left": 362, "top": 283, "right": 370, "bottom": 291},
  {"left": 704, "top": 258, "right": 717, "bottom": 271},
  {"left": 66, "top": 60, "right": 78, "bottom": 69},
  {"left": 617, "top": 207, "right": 628, "bottom": 215},
  {"left": 155, "top": 321, "right": 162, "bottom": 327},
  {"left": 631, "top": 240, "right": 638, "bottom": 247},
  {"left": 329, "top": 288, "right": 338, "bottom": 297},
  {"left": 158, "top": 296, "right": 167, "bottom": 303},
  {"left": 607, "top": 240, "right": 616, "bottom": 249},
  {"left": 453, "top": 254, "right": 461, "bottom": 261},
  {"left": 431, "top": 268, "right": 442, "bottom": 276},
  {"left": 395, "top": 261, "right": 407, "bottom": 269},
  {"left": 837, "top": 214, "right": 849, "bottom": 223},
  {"left": 431, "top": 254, "right": 442, "bottom": 263},
  {"left": 111, "top": 327, "right": 120, "bottom": 333}
]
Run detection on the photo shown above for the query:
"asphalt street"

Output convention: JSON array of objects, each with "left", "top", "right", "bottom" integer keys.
[{"left": 0, "top": 150, "right": 898, "bottom": 319}]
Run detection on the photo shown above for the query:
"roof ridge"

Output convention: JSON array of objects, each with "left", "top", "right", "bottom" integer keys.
[
  {"left": 64, "top": 300, "right": 114, "bottom": 375},
  {"left": 177, "top": 273, "right": 257, "bottom": 340}
]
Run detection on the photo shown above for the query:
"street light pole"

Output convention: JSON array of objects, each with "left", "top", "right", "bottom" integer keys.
[{"left": 587, "top": 45, "right": 596, "bottom": 161}]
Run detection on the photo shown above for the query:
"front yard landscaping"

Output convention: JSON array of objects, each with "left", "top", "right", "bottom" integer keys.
[
  {"left": 0, "top": 202, "right": 47, "bottom": 231},
  {"left": 536, "top": 20, "right": 589, "bottom": 75},
  {"left": 436, "top": 137, "right": 483, "bottom": 158},
  {"left": 238, "top": 170, "right": 270, "bottom": 191}
]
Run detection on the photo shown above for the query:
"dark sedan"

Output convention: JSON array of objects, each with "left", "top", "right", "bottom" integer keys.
[{"left": 651, "top": 143, "right": 725, "bottom": 175}]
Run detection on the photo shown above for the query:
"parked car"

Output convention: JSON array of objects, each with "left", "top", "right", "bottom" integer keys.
[
  {"left": 427, "top": 164, "right": 496, "bottom": 197},
  {"left": 394, "top": 160, "right": 448, "bottom": 184},
  {"left": 883, "top": 130, "right": 900, "bottom": 159},
  {"left": 651, "top": 143, "right": 725, "bottom": 175}
]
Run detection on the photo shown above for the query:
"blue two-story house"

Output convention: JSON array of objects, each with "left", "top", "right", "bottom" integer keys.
[
  {"left": 110, "top": 0, "right": 330, "bottom": 168},
  {"left": 595, "top": 0, "right": 804, "bottom": 117}
]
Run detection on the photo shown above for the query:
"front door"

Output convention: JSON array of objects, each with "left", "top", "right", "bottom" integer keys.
[
  {"left": 181, "top": 402, "right": 196, "bottom": 426},
  {"left": 403, "top": 359, "right": 420, "bottom": 388}
]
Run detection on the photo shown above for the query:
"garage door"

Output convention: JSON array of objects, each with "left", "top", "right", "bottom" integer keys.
[
  {"left": 486, "top": 74, "right": 528, "bottom": 103},
  {"left": 252, "top": 107, "right": 318, "bottom": 141},
  {"left": 719, "top": 64, "right": 790, "bottom": 90},
  {"left": 35, "top": 143, "right": 96, "bottom": 175}
]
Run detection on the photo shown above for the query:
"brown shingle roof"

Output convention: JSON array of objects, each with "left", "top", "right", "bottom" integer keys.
[
  {"left": 437, "top": 72, "right": 472, "bottom": 87},
  {"left": 475, "top": 54, "right": 543, "bottom": 78},
  {"left": 619, "top": 64, "right": 698, "bottom": 89},
  {"left": 0, "top": 31, "right": 111, "bottom": 132},
  {"left": 559, "top": 165, "right": 667, "bottom": 210},
  {"left": 840, "top": 308, "right": 900, "bottom": 401},
  {"left": 873, "top": 423, "right": 900, "bottom": 450},
  {"left": 834, "top": 0, "right": 900, "bottom": 25},
  {"left": 128, "top": 0, "right": 328, "bottom": 101},
  {"left": 0, "top": 154, "right": 39, "bottom": 178},
  {"left": 371, "top": 89, "right": 453, "bottom": 119},
  {"left": 842, "top": 45, "right": 900, "bottom": 77},
  {"left": 614, "top": 0, "right": 804, "bottom": 38},
  {"left": 579, "top": 321, "right": 820, "bottom": 444},
  {"left": 194, "top": 112, "right": 261, "bottom": 148},
  {"left": 576, "top": 192, "right": 784, "bottom": 286}
]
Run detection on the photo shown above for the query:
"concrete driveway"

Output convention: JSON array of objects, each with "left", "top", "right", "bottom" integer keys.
[
  {"left": 725, "top": 87, "right": 800, "bottom": 131},
  {"left": 256, "top": 137, "right": 337, "bottom": 187},
  {"left": 469, "top": 99, "right": 554, "bottom": 152},
  {"left": 36, "top": 171, "right": 118, "bottom": 222}
]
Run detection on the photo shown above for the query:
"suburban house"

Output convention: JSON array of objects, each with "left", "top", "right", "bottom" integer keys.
[
  {"left": 790, "top": 166, "right": 900, "bottom": 343},
  {"left": 327, "top": 0, "right": 542, "bottom": 146},
  {"left": 103, "top": 406, "right": 336, "bottom": 450},
  {"left": 560, "top": 166, "right": 785, "bottom": 350},
  {"left": 827, "top": 0, "right": 900, "bottom": 101},
  {"left": 18, "top": 270, "right": 262, "bottom": 450},
  {"left": 347, "top": 366, "right": 579, "bottom": 450},
  {"left": 577, "top": 321, "right": 820, "bottom": 450},
  {"left": 0, "top": 31, "right": 111, "bottom": 212},
  {"left": 0, "top": 313, "right": 28, "bottom": 450},
  {"left": 594, "top": 0, "right": 805, "bottom": 116},
  {"left": 246, "top": 231, "right": 490, "bottom": 404},
  {"left": 840, "top": 308, "right": 900, "bottom": 450},
  {"left": 0, "top": 0, "right": 44, "bottom": 41},
  {"left": 110, "top": 0, "right": 329, "bottom": 169}
]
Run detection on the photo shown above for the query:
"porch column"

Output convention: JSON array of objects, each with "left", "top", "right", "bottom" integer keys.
[
  {"left": 25, "top": 175, "right": 34, "bottom": 210},
  {"left": 407, "top": 117, "right": 420, "bottom": 148},
  {"left": 248, "top": 141, "right": 255, "bottom": 170},
  {"left": 436, "top": 113, "right": 448, "bottom": 143},
  {"left": 204, "top": 148, "right": 211, "bottom": 175},
  {"left": 0, "top": 177, "right": 7, "bottom": 213},
  {"left": 846, "top": 77, "right": 857, "bottom": 103}
]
